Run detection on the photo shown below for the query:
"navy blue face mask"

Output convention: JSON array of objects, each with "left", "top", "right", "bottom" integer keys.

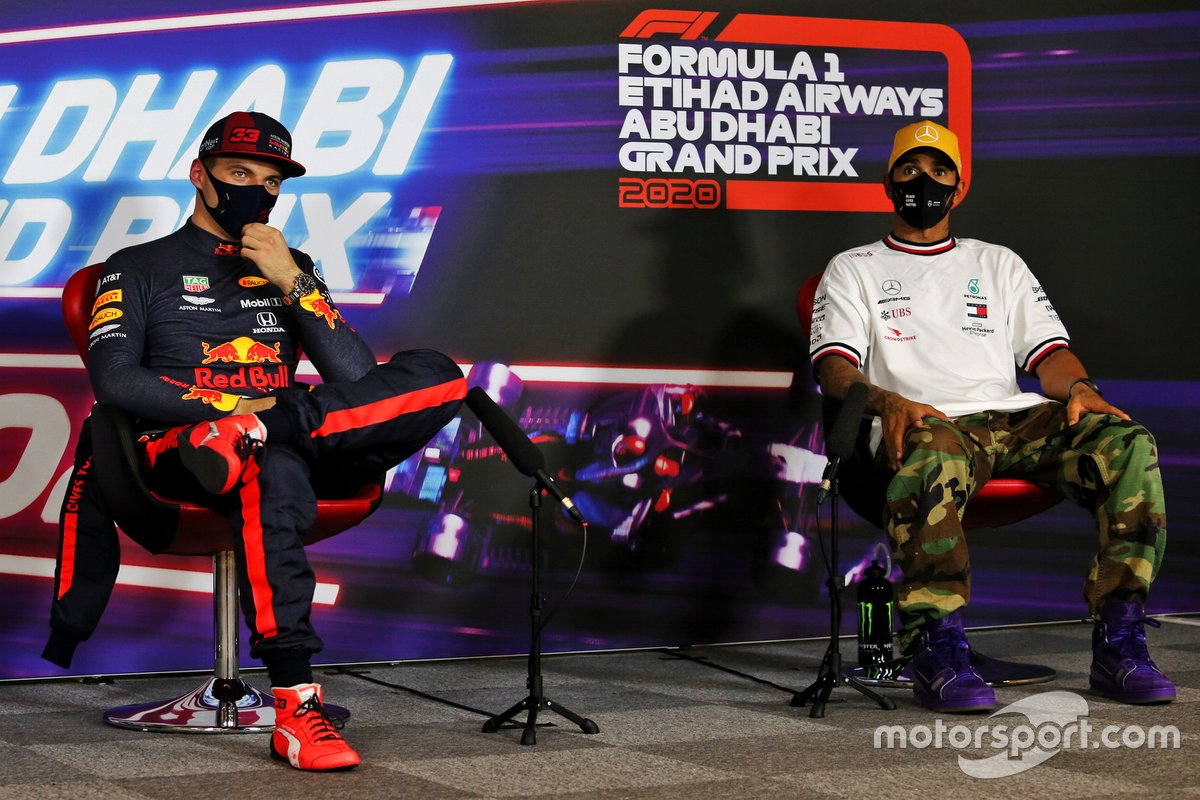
[
  {"left": 890, "top": 172, "right": 957, "bottom": 230},
  {"left": 202, "top": 163, "right": 277, "bottom": 239}
]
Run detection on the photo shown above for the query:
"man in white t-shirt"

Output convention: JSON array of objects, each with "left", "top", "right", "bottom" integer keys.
[{"left": 809, "top": 120, "right": 1171, "bottom": 713}]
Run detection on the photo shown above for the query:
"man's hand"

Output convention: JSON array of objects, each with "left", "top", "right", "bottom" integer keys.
[
  {"left": 1066, "top": 383, "right": 1129, "bottom": 426},
  {"left": 1034, "top": 349, "right": 1130, "bottom": 425},
  {"left": 878, "top": 391, "right": 951, "bottom": 471},
  {"left": 233, "top": 396, "right": 277, "bottom": 415},
  {"left": 239, "top": 223, "right": 300, "bottom": 290},
  {"left": 816, "top": 356, "right": 950, "bottom": 470}
]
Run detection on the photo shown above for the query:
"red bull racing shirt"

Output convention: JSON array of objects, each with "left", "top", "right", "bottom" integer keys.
[{"left": 87, "top": 221, "right": 376, "bottom": 427}]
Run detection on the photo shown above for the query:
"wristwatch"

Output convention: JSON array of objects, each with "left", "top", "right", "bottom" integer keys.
[
  {"left": 1068, "top": 377, "right": 1102, "bottom": 397},
  {"left": 283, "top": 271, "right": 317, "bottom": 305}
]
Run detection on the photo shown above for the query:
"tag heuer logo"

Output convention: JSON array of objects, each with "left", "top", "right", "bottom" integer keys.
[{"left": 183, "top": 275, "right": 210, "bottom": 293}]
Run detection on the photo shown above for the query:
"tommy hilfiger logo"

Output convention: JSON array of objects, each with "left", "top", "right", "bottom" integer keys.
[{"left": 967, "top": 302, "right": 988, "bottom": 319}]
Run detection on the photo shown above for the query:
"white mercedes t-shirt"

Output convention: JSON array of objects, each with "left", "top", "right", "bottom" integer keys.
[{"left": 810, "top": 234, "right": 1070, "bottom": 420}]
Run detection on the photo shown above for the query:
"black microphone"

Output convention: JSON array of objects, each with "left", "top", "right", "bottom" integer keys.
[
  {"left": 815, "top": 381, "right": 869, "bottom": 505},
  {"left": 464, "top": 387, "right": 587, "bottom": 524}
]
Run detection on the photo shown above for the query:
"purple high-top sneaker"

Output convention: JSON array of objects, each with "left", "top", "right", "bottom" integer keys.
[
  {"left": 910, "top": 612, "right": 997, "bottom": 713},
  {"left": 1090, "top": 600, "right": 1176, "bottom": 704}
]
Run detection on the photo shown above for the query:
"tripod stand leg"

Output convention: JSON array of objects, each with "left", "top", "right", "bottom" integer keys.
[
  {"left": 521, "top": 702, "right": 540, "bottom": 746},
  {"left": 790, "top": 673, "right": 835, "bottom": 718},
  {"left": 481, "top": 696, "right": 531, "bottom": 733},
  {"left": 482, "top": 695, "right": 601, "bottom": 740},
  {"left": 545, "top": 698, "right": 600, "bottom": 734},
  {"left": 843, "top": 676, "right": 896, "bottom": 710}
]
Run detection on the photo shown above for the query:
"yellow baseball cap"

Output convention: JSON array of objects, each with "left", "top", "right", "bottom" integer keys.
[{"left": 888, "top": 120, "right": 961, "bottom": 173}]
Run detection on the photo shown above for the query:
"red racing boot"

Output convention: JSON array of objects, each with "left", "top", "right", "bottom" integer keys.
[
  {"left": 271, "top": 684, "right": 361, "bottom": 771},
  {"left": 177, "top": 414, "right": 265, "bottom": 494}
]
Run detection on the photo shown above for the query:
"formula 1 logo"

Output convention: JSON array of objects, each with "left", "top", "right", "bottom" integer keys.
[{"left": 621, "top": 9, "right": 719, "bottom": 40}]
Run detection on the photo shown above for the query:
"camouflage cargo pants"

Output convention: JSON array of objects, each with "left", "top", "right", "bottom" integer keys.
[{"left": 882, "top": 402, "right": 1166, "bottom": 642}]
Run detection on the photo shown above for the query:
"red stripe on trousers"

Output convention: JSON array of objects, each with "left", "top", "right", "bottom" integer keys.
[
  {"left": 57, "top": 456, "right": 91, "bottom": 599},
  {"left": 58, "top": 512, "right": 77, "bottom": 599},
  {"left": 310, "top": 377, "right": 467, "bottom": 440},
  {"left": 237, "top": 458, "right": 278, "bottom": 640}
]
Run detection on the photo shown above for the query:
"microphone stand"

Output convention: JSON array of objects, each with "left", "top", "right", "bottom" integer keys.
[
  {"left": 482, "top": 485, "right": 599, "bottom": 744},
  {"left": 790, "top": 469, "right": 896, "bottom": 718}
]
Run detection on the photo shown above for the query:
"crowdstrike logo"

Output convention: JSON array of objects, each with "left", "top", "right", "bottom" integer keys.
[{"left": 873, "top": 691, "right": 1181, "bottom": 779}]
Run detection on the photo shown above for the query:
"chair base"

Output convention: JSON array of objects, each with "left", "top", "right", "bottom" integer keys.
[{"left": 104, "top": 677, "right": 276, "bottom": 733}]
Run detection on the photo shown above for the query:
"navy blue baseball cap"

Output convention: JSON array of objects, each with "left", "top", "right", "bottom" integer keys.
[{"left": 198, "top": 111, "right": 306, "bottom": 177}]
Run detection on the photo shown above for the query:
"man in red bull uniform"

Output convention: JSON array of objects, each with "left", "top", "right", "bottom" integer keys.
[{"left": 46, "top": 111, "right": 466, "bottom": 771}]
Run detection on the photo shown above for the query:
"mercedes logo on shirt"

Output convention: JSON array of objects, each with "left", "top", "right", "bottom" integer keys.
[{"left": 882, "top": 279, "right": 903, "bottom": 295}]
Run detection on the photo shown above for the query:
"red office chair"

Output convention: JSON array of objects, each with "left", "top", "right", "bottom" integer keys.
[
  {"left": 62, "top": 263, "right": 383, "bottom": 732},
  {"left": 797, "top": 270, "right": 1058, "bottom": 685}
]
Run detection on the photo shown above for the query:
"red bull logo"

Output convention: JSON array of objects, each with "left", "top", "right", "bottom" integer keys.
[
  {"left": 181, "top": 387, "right": 226, "bottom": 404},
  {"left": 300, "top": 292, "right": 342, "bottom": 330},
  {"left": 193, "top": 365, "right": 290, "bottom": 391},
  {"left": 200, "top": 336, "right": 282, "bottom": 364},
  {"left": 181, "top": 386, "right": 242, "bottom": 411}
]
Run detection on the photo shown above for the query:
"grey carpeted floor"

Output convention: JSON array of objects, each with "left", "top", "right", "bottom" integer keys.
[{"left": 3, "top": 619, "right": 1197, "bottom": 799}]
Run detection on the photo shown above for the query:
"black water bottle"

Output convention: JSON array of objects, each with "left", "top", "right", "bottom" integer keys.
[{"left": 857, "top": 560, "right": 895, "bottom": 671}]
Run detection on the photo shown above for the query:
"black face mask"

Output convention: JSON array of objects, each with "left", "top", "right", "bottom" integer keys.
[
  {"left": 890, "top": 173, "right": 957, "bottom": 230},
  {"left": 202, "top": 164, "right": 277, "bottom": 239}
]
